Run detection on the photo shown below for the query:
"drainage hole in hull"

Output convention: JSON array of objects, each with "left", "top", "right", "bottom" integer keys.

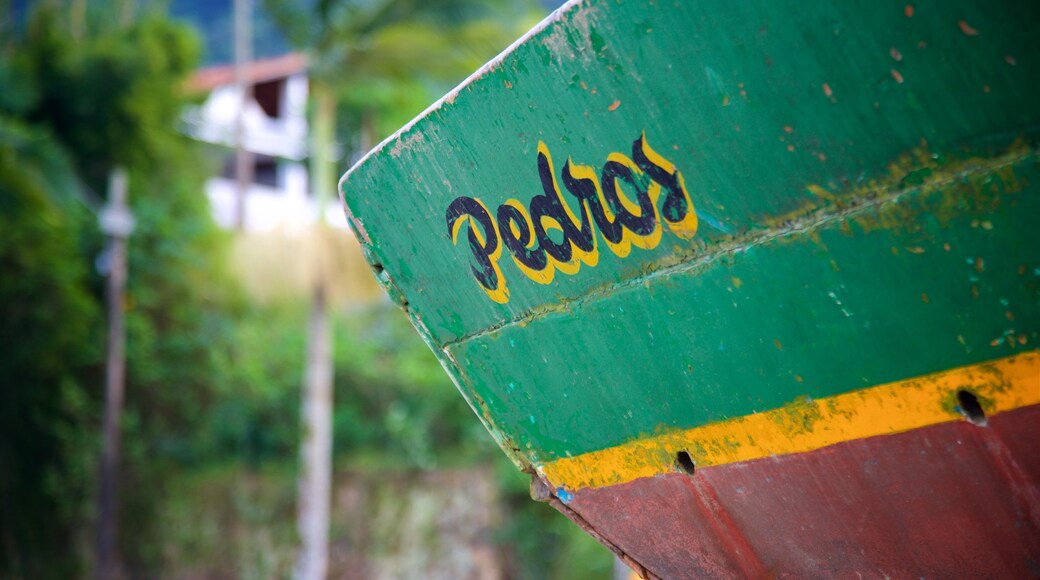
[
  {"left": 956, "top": 389, "right": 988, "bottom": 426},
  {"left": 675, "top": 450, "right": 696, "bottom": 475}
]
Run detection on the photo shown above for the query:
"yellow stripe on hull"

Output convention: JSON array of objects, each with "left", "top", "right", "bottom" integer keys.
[{"left": 539, "top": 351, "right": 1040, "bottom": 491}]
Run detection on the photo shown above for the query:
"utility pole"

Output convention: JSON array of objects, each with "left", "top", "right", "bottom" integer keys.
[
  {"left": 95, "top": 168, "right": 134, "bottom": 580},
  {"left": 70, "top": 0, "right": 86, "bottom": 40},
  {"left": 233, "top": 0, "right": 253, "bottom": 230},
  {"left": 119, "top": 0, "right": 134, "bottom": 27},
  {"left": 295, "top": 82, "right": 335, "bottom": 580}
]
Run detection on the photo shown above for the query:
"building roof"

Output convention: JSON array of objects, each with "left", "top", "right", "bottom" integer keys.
[{"left": 186, "top": 52, "right": 308, "bottom": 93}]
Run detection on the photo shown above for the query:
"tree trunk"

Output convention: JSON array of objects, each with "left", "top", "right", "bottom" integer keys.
[
  {"left": 295, "top": 80, "right": 336, "bottom": 580},
  {"left": 359, "top": 108, "right": 377, "bottom": 154},
  {"left": 233, "top": 0, "right": 253, "bottom": 231},
  {"left": 296, "top": 282, "right": 333, "bottom": 580}
]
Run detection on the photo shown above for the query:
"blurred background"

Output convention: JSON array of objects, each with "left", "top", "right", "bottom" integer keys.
[{"left": 0, "top": 0, "right": 616, "bottom": 577}]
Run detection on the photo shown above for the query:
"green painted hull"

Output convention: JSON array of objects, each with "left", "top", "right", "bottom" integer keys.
[{"left": 340, "top": 0, "right": 1040, "bottom": 575}]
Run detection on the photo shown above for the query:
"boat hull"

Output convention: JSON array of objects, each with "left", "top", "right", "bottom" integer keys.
[
  {"left": 560, "top": 403, "right": 1040, "bottom": 579},
  {"left": 339, "top": 0, "right": 1040, "bottom": 576}
]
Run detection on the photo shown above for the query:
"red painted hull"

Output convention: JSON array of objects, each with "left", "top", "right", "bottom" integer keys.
[{"left": 559, "top": 405, "right": 1040, "bottom": 578}]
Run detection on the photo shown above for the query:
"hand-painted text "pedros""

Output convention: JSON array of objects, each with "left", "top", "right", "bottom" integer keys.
[{"left": 445, "top": 134, "right": 698, "bottom": 304}]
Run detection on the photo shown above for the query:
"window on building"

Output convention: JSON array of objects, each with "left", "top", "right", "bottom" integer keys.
[{"left": 253, "top": 78, "right": 283, "bottom": 119}]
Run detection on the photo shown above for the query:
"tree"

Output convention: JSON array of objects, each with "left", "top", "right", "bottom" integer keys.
[
  {"left": 0, "top": 107, "right": 101, "bottom": 580},
  {"left": 261, "top": 1, "right": 541, "bottom": 577},
  {"left": 2, "top": 5, "right": 239, "bottom": 576},
  {"left": 268, "top": 0, "right": 541, "bottom": 147}
]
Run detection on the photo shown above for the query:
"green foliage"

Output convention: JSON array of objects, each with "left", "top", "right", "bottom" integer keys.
[
  {"left": 21, "top": 9, "right": 201, "bottom": 189},
  {"left": 1, "top": 4, "right": 240, "bottom": 576},
  {"left": 493, "top": 463, "right": 614, "bottom": 580},
  {"left": 331, "top": 304, "right": 613, "bottom": 579},
  {"left": 265, "top": 0, "right": 543, "bottom": 152},
  {"left": 256, "top": 3, "right": 614, "bottom": 577},
  {"left": 193, "top": 301, "right": 491, "bottom": 469},
  {"left": 203, "top": 302, "right": 306, "bottom": 466},
  {"left": 163, "top": 300, "right": 611, "bottom": 578},
  {"left": 332, "top": 305, "right": 496, "bottom": 468},
  {"left": 1, "top": 2, "right": 613, "bottom": 577},
  {"left": 0, "top": 114, "right": 101, "bottom": 579},
  {"left": 117, "top": 168, "right": 239, "bottom": 573}
]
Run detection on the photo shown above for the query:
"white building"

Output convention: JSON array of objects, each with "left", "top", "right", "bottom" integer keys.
[{"left": 183, "top": 53, "right": 347, "bottom": 231}]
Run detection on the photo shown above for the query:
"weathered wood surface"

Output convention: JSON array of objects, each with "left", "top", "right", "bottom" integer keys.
[{"left": 340, "top": 0, "right": 1040, "bottom": 576}]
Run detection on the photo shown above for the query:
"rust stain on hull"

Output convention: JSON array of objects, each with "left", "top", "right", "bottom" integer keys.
[{"left": 560, "top": 404, "right": 1040, "bottom": 579}]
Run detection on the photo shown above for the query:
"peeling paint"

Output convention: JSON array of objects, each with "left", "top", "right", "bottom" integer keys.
[{"left": 389, "top": 131, "right": 426, "bottom": 158}]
